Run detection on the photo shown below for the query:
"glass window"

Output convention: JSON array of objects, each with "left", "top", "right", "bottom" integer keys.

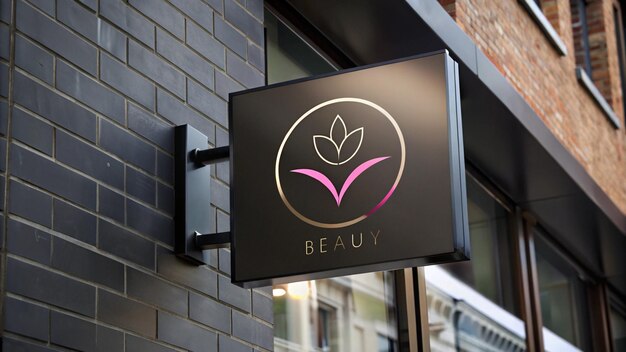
[
  {"left": 534, "top": 230, "right": 591, "bottom": 351},
  {"left": 317, "top": 306, "right": 336, "bottom": 350},
  {"left": 440, "top": 176, "right": 517, "bottom": 314},
  {"left": 610, "top": 302, "right": 626, "bottom": 352},
  {"left": 571, "top": 0, "right": 592, "bottom": 76},
  {"left": 613, "top": 5, "right": 626, "bottom": 121},
  {"left": 426, "top": 174, "right": 526, "bottom": 351},
  {"left": 266, "top": 8, "right": 399, "bottom": 352},
  {"left": 377, "top": 333, "right": 396, "bottom": 352},
  {"left": 273, "top": 274, "right": 398, "bottom": 352},
  {"left": 265, "top": 8, "right": 335, "bottom": 85}
]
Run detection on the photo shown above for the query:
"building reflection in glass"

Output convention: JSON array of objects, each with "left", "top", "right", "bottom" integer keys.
[
  {"left": 273, "top": 272, "right": 397, "bottom": 352},
  {"left": 427, "top": 175, "right": 528, "bottom": 352}
]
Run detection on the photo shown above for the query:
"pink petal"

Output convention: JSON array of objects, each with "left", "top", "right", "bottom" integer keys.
[
  {"left": 290, "top": 169, "right": 341, "bottom": 205},
  {"left": 290, "top": 156, "right": 390, "bottom": 206},
  {"left": 338, "top": 157, "right": 390, "bottom": 202}
]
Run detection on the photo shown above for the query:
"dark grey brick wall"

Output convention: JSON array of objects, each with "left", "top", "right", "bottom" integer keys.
[{"left": 0, "top": 0, "right": 270, "bottom": 351}]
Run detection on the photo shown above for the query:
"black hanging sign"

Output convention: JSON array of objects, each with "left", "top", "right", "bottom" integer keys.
[{"left": 176, "top": 51, "right": 469, "bottom": 288}]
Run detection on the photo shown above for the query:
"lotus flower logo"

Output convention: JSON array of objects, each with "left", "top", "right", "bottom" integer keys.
[
  {"left": 313, "top": 115, "right": 363, "bottom": 165},
  {"left": 290, "top": 114, "right": 390, "bottom": 206},
  {"left": 275, "top": 97, "right": 405, "bottom": 229}
]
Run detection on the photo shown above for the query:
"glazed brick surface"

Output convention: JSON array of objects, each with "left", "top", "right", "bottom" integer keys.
[{"left": 0, "top": 0, "right": 271, "bottom": 351}]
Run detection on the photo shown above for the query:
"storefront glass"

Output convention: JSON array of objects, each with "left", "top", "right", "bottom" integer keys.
[
  {"left": 266, "top": 7, "right": 399, "bottom": 352},
  {"left": 610, "top": 303, "right": 626, "bottom": 352},
  {"left": 535, "top": 232, "right": 591, "bottom": 351},
  {"left": 426, "top": 175, "right": 527, "bottom": 351},
  {"left": 266, "top": 8, "right": 335, "bottom": 85},
  {"left": 273, "top": 273, "right": 398, "bottom": 352}
]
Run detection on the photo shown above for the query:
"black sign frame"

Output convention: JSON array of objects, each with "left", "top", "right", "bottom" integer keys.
[
  {"left": 174, "top": 50, "right": 469, "bottom": 288},
  {"left": 227, "top": 50, "right": 469, "bottom": 288}
]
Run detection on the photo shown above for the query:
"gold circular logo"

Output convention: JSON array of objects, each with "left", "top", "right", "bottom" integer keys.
[{"left": 275, "top": 97, "right": 406, "bottom": 229}]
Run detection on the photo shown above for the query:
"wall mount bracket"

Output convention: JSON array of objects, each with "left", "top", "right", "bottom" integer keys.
[{"left": 175, "top": 124, "right": 230, "bottom": 265}]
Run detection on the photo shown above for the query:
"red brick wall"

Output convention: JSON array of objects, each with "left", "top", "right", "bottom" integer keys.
[
  {"left": 587, "top": 0, "right": 613, "bottom": 101},
  {"left": 543, "top": 0, "right": 569, "bottom": 35},
  {"left": 439, "top": 0, "right": 458, "bottom": 18},
  {"left": 438, "top": 0, "right": 626, "bottom": 214}
]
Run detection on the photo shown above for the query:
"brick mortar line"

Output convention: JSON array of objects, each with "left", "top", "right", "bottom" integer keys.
[
  {"left": 4, "top": 254, "right": 232, "bottom": 337},
  {"left": 15, "top": 11, "right": 242, "bottom": 221},
  {"left": 99, "top": 0, "right": 263, "bottom": 93},
  {"left": 6, "top": 197, "right": 270, "bottom": 347},
  {"left": 122, "top": 39, "right": 210, "bottom": 100},
  {"left": 4, "top": 214, "right": 244, "bottom": 311},
  {"left": 216, "top": 278, "right": 273, "bottom": 328},
  {"left": 218, "top": 332, "right": 273, "bottom": 352},
  {"left": 214, "top": 0, "right": 263, "bottom": 39},
  {"left": 182, "top": 16, "right": 228, "bottom": 64},
  {"left": 5, "top": 215, "right": 166, "bottom": 275},
  {"left": 1, "top": 332, "right": 71, "bottom": 352},
  {"left": 8, "top": 231, "right": 205, "bottom": 308},
  {"left": 252, "top": 287, "right": 273, "bottom": 300},
  {"left": 13, "top": 28, "right": 229, "bottom": 135},
  {"left": 11, "top": 65, "right": 179, "bottom": 157},
  {"left": 225, "top": 0, "right": 264, "bottom": 25},
  {"left": 24, "top": 0, "right": 215, "bottom": 75},
  {"left": 134, "top": 16, "right": 264, "bottom": 87},
  {"left": 154, "top": 35, "right": 226, "bottom": 93},
  {"left": 6, "top": 252, "right": 122, "bottom": 296},
  {"left": 7, "top": 139, "right": 177, "bottom": 222},
  {"left": 6, "top": 2, "right": 272, "bottom": 350},
  {"left": 19, "top": 0, "right": 101, "bottom": 68},
  {"left": 4, "top": 291, "right": 190, "bottom": 352},
  {"left": 45, "top": 36, "right": 232, "bottom": 136},
  {"left": 0, "top": 0, "right": 18, "bottom": 337},
  {"left": 146, "top": 18, "right": 229, "bottom": 70},
  {"left": 121, "top": 0, "right": 227, "bottom": 50},
  {"left": 215, "top": 208, "right": 231, "bottom": 232},
  {"left": 153, "top": 85, "right": 227, "bottom": 134},
  {"left": 5, "top": 182, "right": 176, "bottom": 255},
  {"left": 8, "top": 107, "right": 174, "bottom": 193}
]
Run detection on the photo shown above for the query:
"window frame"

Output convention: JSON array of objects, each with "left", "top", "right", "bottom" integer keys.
[
  {"left": 441, "top": 167, "right": 520, "bottom": 314},
  {"left": 316, "top": 304, "right": 336, "bottom": 351},
  {"left": 572, "top": 0, "right": 593, "bottom": 76},
  {"left": 613, "top": 1, "right": 626, "bottom": 127},
  {"left": 464, "top": 164, "right": 535, "bottom": 349},
  {"left": 532, "top": 227, "right": 593, "bottom": 349},
  {"left": 264, "top": 0, "right": 354, "bottom": 71},
  {"left": 525, "top": 221, "right": 617, "bottom": 351},
  {"left": 608, "top": 294, "right": 626, "bottom": 351},
  {"left": 518, "top": 0, "right": 569, "bottom": 55},
  {"left": 571, "top": 0, "right": 622, "bottom": 128},
  {"left": 418, "top": 163, "right": 535, "bottom": 351}
]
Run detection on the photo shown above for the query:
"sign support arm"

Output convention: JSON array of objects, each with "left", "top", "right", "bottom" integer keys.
[
  {"left": 194, "top": 146, "right": 230, "bottom": 165},
  {"left": 195, "top": 231, "right": 231, "bottom": 250},
  {"left": 175, "top": 124, "right": 231, "bottom": 265}
]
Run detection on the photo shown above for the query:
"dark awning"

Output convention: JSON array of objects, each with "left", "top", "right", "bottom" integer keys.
[{"left": 285, "top": 0, "right": 626, "bottom": 296}]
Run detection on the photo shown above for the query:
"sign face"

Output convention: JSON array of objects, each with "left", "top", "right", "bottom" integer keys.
[{"left": 230, "top": 51, "right": 469, "bottom": 288}]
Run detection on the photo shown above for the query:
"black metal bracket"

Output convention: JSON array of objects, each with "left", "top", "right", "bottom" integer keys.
[
  {"left": 196, "top": 231, "right": 231, "bottom": 250},
  {"left": 175, "top": 125, "right": 230, "bottom": 265},
  {"left": 193, "top": 146, "right": 230, "bottom": 165}
]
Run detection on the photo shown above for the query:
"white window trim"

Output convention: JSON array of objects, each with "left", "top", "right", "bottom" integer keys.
[
  {"left": 576, "top": 66, "right": 622, "bottom": 128},
  {"left": 424, "top": 266, "right": 526, "bottom": 338},
  {"left": 518, "top": 0, "right": 569, "bottom": 56},
  {"left": 425, "top": 266, "right": 582, "bottom": 352}
]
